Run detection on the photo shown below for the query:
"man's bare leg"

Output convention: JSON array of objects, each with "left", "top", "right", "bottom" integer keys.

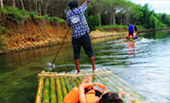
[
  {"left": 89, "top": 56, "right": 96, "bottom": 72},
  {"left": 75, "top": 59, "right": 80, "bottom": 73}
]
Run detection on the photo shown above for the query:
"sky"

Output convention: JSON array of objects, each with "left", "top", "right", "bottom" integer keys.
[{"left": 129, "top": 0, "right": 170, "bottom": 14}]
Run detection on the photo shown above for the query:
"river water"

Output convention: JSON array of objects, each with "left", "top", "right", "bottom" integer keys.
[{"left": 0, "top": 31, "right": 169, "bottom": 103}]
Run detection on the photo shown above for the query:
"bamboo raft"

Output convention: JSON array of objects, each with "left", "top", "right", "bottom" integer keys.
[{"left": 35, "top": 68, "right": 150, "bottom": 103}]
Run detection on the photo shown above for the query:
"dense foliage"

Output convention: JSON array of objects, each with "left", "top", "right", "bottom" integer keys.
[
  {"left": 0, "top": 0, "right": 170, "bottom": 30},
  {"left": 0, "top": 6, "right": 65, "bottom": 23}
]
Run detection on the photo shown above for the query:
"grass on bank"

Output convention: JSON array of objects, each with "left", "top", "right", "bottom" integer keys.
[
  {"left": 97, "top": 25, "right": 158, "bottom": 31},
  {"left": 0, "top": 6, "right": 65, "bottom": 23}
]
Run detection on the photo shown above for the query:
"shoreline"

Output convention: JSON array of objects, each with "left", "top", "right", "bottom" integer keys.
[{"left": 0, "top": 28, "right": 170, "bottom": 55}]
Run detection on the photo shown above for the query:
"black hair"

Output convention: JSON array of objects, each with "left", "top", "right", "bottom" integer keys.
[
  {"left": 99, "top": 92, "right": 123, "bottom": 103},
  {"left": 131, "top": 21, "right": 134, "bottom": 24},
  {"left": 68, "top": 0, "right": 78, "bottom": 9}
]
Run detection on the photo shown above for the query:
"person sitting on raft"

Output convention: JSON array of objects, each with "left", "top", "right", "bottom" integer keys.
[{"left": 64, "top": 75, "right": 137, "bottom": 103}]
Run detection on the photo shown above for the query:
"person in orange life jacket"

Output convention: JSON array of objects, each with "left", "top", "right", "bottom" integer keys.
[
  {"left": 66, "top": 0, "right": 97, "bottom": 73},
  {"left": 79, "top": 75, "right": 124, "bottom": 103}
]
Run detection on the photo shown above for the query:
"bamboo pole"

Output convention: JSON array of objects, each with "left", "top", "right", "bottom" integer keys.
[
  {"left": 95, "top": 72, "right": 127, "bottom": 102},
  {"left": 56, "top": 77, "right": 63, "bottom": 103},
  {"left": 36, "top": 71, "right": 45, "bottom": 103},
  {"left": 102, "top": 69, "right": 144, "bottom": 101},
  {"left": 60, "top": 77, "right": 68, "bottom": 97},
  {"left": 65, "top": 77, "right": 72, "bottom": 92},
  {"left": 43, "top": 77, "right": 50, "bottom": 103},
  {"left": 75, "top": 77, "right": 81, "bottom": 86},
  {"left": 107, "top": 69, "right": 150, "bottom": 101},
  {"left": 50, "top": 77, "right": 57, "bottom": 103},
  {"left": 109, "top": 72, "right": 144, "bottom": 101},
  {"left": 95, "top": 72, "right": 117, "bottom": 91},
  {"left": 38, "top": 71, "right": 112, "bottom": 77},
  {"left": 69, "top": 76, "right": 78, "bottom": 87}
]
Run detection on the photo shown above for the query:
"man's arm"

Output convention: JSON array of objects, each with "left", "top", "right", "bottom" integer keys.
[
  {"left": 86, "top": 0, "right": 90, "bottom": 5},
  {"left": 78, "top": 0, "right": 90, "bottom": 13}
]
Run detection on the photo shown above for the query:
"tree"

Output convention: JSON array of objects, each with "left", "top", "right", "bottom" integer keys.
[
  {"left": 20, "top": 0, "right": 25, "bottom": 10},
  {"left": 0, "top": 0, "right": 4, "bottom": 8},
  {"left": 150, "top": 14, "right": 159, "bottom": 29},
  {"left": 87, "top": 14, "right": 101, "bottom": 30},
  {"left": 12, "top": 0, "right": 15, "bottom": 8},
  {"left": 37, "top": 0, "right": 41, "bottom": 15}
]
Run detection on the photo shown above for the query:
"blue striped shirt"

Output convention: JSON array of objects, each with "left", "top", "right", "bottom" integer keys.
[{"left": 67, "top": 2, "right": 90, "bottom": 38}]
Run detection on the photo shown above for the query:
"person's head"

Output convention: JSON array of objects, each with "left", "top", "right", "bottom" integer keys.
[
  {"left": 131, "top": 21, "right": 134, "bottom": 25},
  {"left": 68, "top": 0, "right": 78, "bottom": 9},
  {"left": 99, "top": 92, "right": 123, "bottom": 103}
]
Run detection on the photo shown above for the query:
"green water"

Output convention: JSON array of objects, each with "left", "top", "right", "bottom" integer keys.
[{"left": 0, "top": 31, "right": 169, "bottom": 103}]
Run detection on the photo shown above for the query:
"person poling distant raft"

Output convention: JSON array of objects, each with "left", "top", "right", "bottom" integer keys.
[
  {"left": 126, "top": 21, "right": 138, "bottom": 40},
  {"left": 66, "top": 0, "right": 97, "bottom": 73}
]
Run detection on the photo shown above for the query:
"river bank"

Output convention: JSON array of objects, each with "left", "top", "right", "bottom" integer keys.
[{"left": 0, "top": 14, "right": 170, "bottom": 55}]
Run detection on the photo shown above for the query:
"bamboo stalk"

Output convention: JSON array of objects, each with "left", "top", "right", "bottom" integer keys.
[
  {"left": 107, "top": 69, "right": 150, "bottom": 101},
  {"left": 56, "top": 77, "right": 63, "bottom": 103},
  {"left": 101, "top": 72, "right": 118, "bottom": 90},
  {"left": 70, "top": 76, "right": 78, "bottom": 87},
  {"left": 43, "top": 77, "right": 50, "bottom": 103},
  {"left": 35, "top": 71, "right": 45, "bottom": 103},
  {"left": 75, "top": 77, "right": 81, "bottom": 86},
  {"left": 109, "top": 72, "right": 144, "bottom": 101},
  {"left": 102, "top": 69, "right": 143, "bottom": 101},
  {"left": 95, "top": 72, "right": 127, "bottom": 102},
  {"left": 65, "top": 77, "right": 72, "bottom": 92},
  {"left": 60, "top": 77, "right": 68, "bottom": 97},
  {"left": 38, "top": 71, "right": 112, "bottom": 77},
  {"left": 50, "top": 77, "right": 57, "bottom": 103},
  {"left": 92, "top": 74, "right": 101, "bottom": 82}
]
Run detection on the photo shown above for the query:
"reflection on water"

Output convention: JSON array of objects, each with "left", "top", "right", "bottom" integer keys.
[
  {"left": 0, "top": 31, "right": 170, "bottom": 103},
  {"left": 128, "top": 41, "right": 136, "bottom": 58}
]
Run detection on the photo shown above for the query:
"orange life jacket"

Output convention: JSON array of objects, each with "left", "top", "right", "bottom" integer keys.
[
  {"left": 64, "top": 87, "right": 79, "bottom": 103},
  {"left": 85, "top": 90, "right": 95, "bottom": 103},
  {"left": 64, "top": 86, "right": 105, "bottom": 103},
  {"left": 126, "top": 33, "right": 136, "bottom": 39}
]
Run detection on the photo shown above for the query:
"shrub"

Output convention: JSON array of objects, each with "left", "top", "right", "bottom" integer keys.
[
  {"left": 0, "top": 36, "right": 5, "bottom": 50},
  {"left": 87, "top": 14, "right": 101, "bottom": 30},
  {"left": 0, "top": 26, "right": 5, "bottom": 34},
  {"left": 0, "top": 6, "right": 65, "bottom": 23}
]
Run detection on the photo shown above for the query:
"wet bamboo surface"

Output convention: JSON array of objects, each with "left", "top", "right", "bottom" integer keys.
[{"left": 35, "top": 69, "right": 149, "bottom": 103}]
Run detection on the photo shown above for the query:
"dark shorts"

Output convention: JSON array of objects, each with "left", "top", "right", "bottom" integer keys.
[
  {"left": 129, "top": 32, "right": 133, "bottom": 36},
  {"left": 72, "top": 33, "right": 94, "bottom": 60}
]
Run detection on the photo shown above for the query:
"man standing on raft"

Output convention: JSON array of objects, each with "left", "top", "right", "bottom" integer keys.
[{"left": 66, "top": 0, "right": 96, "bottom": 73}]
